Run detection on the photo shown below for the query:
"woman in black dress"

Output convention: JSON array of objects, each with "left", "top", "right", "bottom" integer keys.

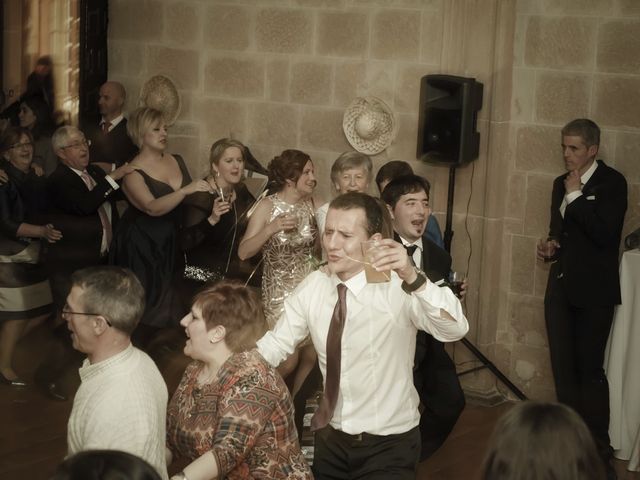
[
  {"left": 181, "top": 138, "right": 262, "bottom": 302},
  {"left": 109, "top": 107, "right": 210, "bottom": 346},
  {"left": 0, "top": 127, "right": 61, "bottom": 386}
]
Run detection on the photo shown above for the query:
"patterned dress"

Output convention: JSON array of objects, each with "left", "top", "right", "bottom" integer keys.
[
  {"left": 261, "top": 194, "right": 317, "bottom": 328},
  {"left": 166, "top": 350, "right": 312, "bottom": 479}
]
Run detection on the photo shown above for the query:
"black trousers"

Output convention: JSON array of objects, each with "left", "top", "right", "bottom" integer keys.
[
  {"left": 414, "top": 332, "right": 465, "bottom": 460},
  {"left": 312, "top": 425, "right": 420, "bottom": 480},
  {"left": 545, "top": 278, "right": 614, "bottom": 460}
]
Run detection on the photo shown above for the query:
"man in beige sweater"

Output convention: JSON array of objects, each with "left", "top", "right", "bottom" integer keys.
[{"left": 63, "top": 266, "right": 168, "bottom": 480}]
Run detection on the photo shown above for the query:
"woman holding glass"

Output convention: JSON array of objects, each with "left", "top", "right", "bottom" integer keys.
[
  {"left": 166, "top": 281, "right": 311, "bottom": 480},
  {"left": 180, "top": 139, "right": 261, "bottom": 301}
]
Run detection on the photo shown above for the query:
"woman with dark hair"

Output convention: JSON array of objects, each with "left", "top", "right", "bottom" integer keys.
[
  {"left": 482, "top": 401, "right": 607, "bottom": 480},
  {"left": 18, "top": 95, "right": 57, "bottom": 175},
  {"left": 0, "top": 127, "right": 61, "bottom": 386},
  {"left": 50, "top": 450, "right": 162, "bottom": 480},
  {"left": 180, "top": 138, "right": 261, "bottom": 299},
  {"left": 166, "top": 282, "right": 311, "bottom": 480}
]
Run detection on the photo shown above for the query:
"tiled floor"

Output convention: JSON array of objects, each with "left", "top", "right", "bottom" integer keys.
[{"left": 1, "top": 325, "right": 638, "bottom": 479}]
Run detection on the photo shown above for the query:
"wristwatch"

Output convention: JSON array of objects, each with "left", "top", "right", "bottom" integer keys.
[{"left": 401, "top": 267, "right": 427, "bottom": 294}]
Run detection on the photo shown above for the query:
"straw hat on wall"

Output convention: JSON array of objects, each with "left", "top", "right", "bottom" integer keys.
[
  {"left": 343, "top": 96, "right": 397, "bottom": 155},
  {"left": 139, "top": 75, "right": 181, "bottom": 126}
]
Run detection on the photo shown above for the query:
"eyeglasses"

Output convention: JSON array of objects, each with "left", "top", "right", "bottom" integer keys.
[
  {"left": 10, "top": 142, "right": 34, "bottom": 150},
  {"left": 61, "top": 139, "right": 91, "bottom": 150},
  {"left": 62, "top": 303, "right": 112, "bottom": 327}
]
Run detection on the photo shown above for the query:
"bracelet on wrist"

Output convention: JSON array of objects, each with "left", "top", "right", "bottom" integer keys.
[{"left": 401, "top": 268, "right": 427, "bottom": 294}]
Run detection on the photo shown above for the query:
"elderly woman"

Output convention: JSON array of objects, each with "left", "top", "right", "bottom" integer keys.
[
  {"left": 109, "top": 107, "right": 210, "bottom": 345},
  {"left": 180, "top": 138, "right": 261, "bottom": 299},
  {"left": 0, "top": 127, "right": 61, "bottom": 386},
  {"left": 315, "top": 151, "right": 372, "bottom": 235},
  {"left": 166, "top": 282, "right": 311, "bottom": 480}
]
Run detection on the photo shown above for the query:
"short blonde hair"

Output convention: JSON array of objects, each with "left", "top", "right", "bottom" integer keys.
[{"left": 127, "top": 107, "right": 164, "bottom": 148}]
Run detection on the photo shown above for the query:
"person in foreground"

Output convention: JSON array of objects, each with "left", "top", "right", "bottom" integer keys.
[
  {"left": 166, "top": 281, "right": 312, "bottom": 480},
  {"left": 50, "top": 450, "right": 162, "bottom": 480},
  {"left": 257, "top": 192, "right": 468, "bottom": 479},
  {"left": 538, "top": 118, "right": 627, "bottom": 480},
  {"left": 64, "top": 266, "right": 169, "bottom": 480},
  {"left": 481, "top": 401, "right": 606, "bottom": 480}
]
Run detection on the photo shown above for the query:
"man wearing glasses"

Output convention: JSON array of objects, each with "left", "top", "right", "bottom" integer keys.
[
  {"left": 64, "top": 266, "right": 169, "bottom": 480},
  {"left": 34, "top": 126, "right": 132, "bottom": 400}
]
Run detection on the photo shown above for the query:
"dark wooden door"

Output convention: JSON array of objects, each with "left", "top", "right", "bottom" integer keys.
[{"left": 79, "top": 0, "right": 108, "bottom": 129}]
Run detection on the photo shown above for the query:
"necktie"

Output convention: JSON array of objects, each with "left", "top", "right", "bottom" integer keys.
[
  {"left": 101, "top": 121, "right": 111, "bottom": 134},
  {"left": 80, "top": 171, "right": 112, "bottom": 250},
  {"left": 311, "top": 283, "right": 348, "bottom": 431},
  {"left": 404, "top": 244, "right": 418, "bottom": 267}
]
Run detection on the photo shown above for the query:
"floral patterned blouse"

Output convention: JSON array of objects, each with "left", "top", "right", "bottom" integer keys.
[{"left": 166, "top": 349, "right": 312, "bottom": 479}]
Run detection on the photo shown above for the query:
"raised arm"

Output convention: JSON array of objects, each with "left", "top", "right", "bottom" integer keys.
[
  {"left": 123, "top": 172, "right": 211, "bottom": 217},
  {"left": 238, "top": 198, "right": 298, "bottom": 260}
]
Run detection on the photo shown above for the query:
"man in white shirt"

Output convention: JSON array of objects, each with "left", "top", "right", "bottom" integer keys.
[
  {"left": 64, "top": 266, "right": 169, "bottom": 480},
  {"left": 257, "top": 192, "right": 468, "bottom": 479}
]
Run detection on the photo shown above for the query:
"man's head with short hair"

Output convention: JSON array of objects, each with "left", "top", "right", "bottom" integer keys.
[
  {"left": 98, "top": 81, "right": 126, "bottom": 121},
  {"left": 52, "top": 126, "right": 90, "bottom": 170},
  {"left": 560, "top": 118, "right": 600, "bottom": 175},
  {"left": 330, "top": 151, "right": 373, "bottom": 194},
  {"left": 69, "top": 266, "right": 145, "bottom": 336},
  {"left": 382, "top": 175, "right": 432, "bottom": 243},
  {"left": 375, "top": 160, "right": 414, "bottom": 193}
]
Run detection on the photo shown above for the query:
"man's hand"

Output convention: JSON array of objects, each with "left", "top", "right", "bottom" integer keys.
[
  {"left": 31, "top": 164, "right": 45, "bottom": 177},
  {"left": 564, "top": 169, "right": 581, "bottom": 194},
  {"left": 108, "top": 162, "right": 135, "bottom": 181},
  {"left": 369, "top": 238, "right": 417, "bottom": 283},
  {"left": 40, "top": 224, "right": 63, "bottom": 243}
]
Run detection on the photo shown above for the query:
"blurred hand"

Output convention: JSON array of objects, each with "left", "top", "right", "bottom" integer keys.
[
  {"left": 268, "top": 213, "right": 298, "bottom": 235},
  {"left": 0, "top": 169, "right": 7, "bottom": 184},
  {"left": 41, "top": 224, "right": 62, "bottom": 243},
  {"left": 368, "top": 238, "right": 415, "bottom": 281},
  {"left": 31, "top": 164, "right": 45, "bottom": 177},
  {"left": 109, "top": 163, "right": 135, "bottom": 181},
  {"left": 182, "top": 179, "right": 213, "bottom": 196},
  {"left": 208, "top": 197, "right": 232, "bottom": 225},
  {"left": 564, "top": 170, "right": 581, "bottom": 194}
]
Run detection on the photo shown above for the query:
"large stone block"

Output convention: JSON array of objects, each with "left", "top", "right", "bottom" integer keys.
[
  {"left": 354, "top": 0, "right": 442, "bottom": 7},
  {"left": 506, "top": 172, "right": 526, "bottom": 219},
  {"left": 421, "top": 9, "right": 443, "bottom": 65},
  {"left": 539, "top": 0, "right": 613, "bottom": 15},
  {"left": 256, "top": 8, "right": 313, "bottom": 54},
  {"left": 266, "top": 58, "right": 290, "bottom": 102},
  {"left": 510, "top": 235, "right": 537, "bottom": 294},
  {"left": 395, "top": 64, "right": 433, "bottom": 114},
  {"left": 523, "top": 174, "right": 554, "bottom": 237},
  {"left": 511, "top": 67, "right": 535, "bottom": 122},
  {"left": 108, "top": 42, "right": 146, "bottom": 78},
  {"left": 248, "top": 103, "right": 299, "bottom": 146},
  {"left": 333, "top": 62, "right": 366, "bottom": 107},
  {"left": 510, "top": 344, "right": 555, "bottom": 398},
  {"left": 109, "top": 0, "right": 163, "bottom": 41},
  {"left": 515, "top": 125, "right": 564, "bottom": 174},
  {"left": 597, "top": 20, "right": 640, "bottom": 74},
  {"left": 619, "top": 0, "right": 640, "bottom": 15},
  {"left": 594, "top": 76, "right": 640, "bottom": 129},
  {"left": 166, "top": 1, "right": 200, "bottom": 46},
  {"left": 614, "top": 131, "right": 640, "bottom": 184},
  {"left": 317, "top": 11, "right": 368, "bottom": 58},
  {"left": 300, "top": 107, "right": 350, "bottom": 152},
  {"left": 146, "top": 46, "right": 200, "bottom": 90},
  {"left": 361, "top": 61, "right": 396, "bottom": 105},
  {"left": 371, "top": 9, "right": 420, "bottom": 61},
  {"left": 204, "top": 56, "right": 265, "bottom": 99},
  {"left": 524, "top": 16, "right": 596, "bottom": 70},
  {"left": 387, "top": 113, "right": 419, "bottom": 161},
  {"left": 204, "top": 5, "right": 251, "bottom": 51},
  {"left": 290, "top": 61, "right": 333, "bottom": 105},
  {"left": 535, "top": 71, "right": 590, "bottom": 124},
  {"left": 507, "top": 294, "right": 547, "bottom": 347},
  {"left": 198, "top": 98, "right": 247, "bottom": 146}
]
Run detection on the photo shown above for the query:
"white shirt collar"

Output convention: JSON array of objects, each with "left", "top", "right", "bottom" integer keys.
[
  {"left": 398, "top": 235, "right": 423, "bottom": 251},
  {"left": 332, "top": 270, "right": 367, "bottom": 296},
  {"left": 101, "top": 114, "right": 124, "bottom": 129},
  {"left": 580, "top": 159, "right": 598, "bottom": 186}
]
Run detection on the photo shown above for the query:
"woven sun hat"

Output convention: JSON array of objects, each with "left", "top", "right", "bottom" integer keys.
[
  {"left": 139, "top": 75, "right": 181, "bottom": 126},
  {"left": 343, "top": 96, "right": 397, "bottom": 155}
]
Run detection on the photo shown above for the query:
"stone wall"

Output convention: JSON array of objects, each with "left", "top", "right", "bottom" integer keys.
[{"left": 108, "top": 0, "right": 640, "bottom": 401}]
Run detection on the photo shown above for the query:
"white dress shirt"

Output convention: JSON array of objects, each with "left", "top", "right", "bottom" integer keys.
[
  {"left": 560, "top": 160, "right": 598, "bottom": 218},
  {"left": 100, "top": 113, "right": 124, "bottom": 132},
  {"left": 257, "top": 269, "right": 468, "bottom": 436},
  {"left": 399, "top": 235, "right": 423, "bottom": 268}
]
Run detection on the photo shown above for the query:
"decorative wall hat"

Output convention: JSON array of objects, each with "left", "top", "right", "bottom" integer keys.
[
  {"left": 139, "top": 75, "right": 181, "bottom": 126},
  {"left": 343, "top": 96, "right": 397, "bottom": 155}
]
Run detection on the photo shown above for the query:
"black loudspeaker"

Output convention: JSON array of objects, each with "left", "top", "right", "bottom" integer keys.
[{"left": 417, "top": 75, "right": 484, "bottom": 166}]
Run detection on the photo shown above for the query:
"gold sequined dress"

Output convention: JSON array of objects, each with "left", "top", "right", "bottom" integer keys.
[{"left": 262, "top": 194, "right": 317, "bottom": 328}]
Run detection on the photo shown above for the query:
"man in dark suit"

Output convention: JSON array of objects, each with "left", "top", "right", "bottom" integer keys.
[
  {"left": 539, "top": 118, "right": 627, "bottom": 479},
  {"left": 36, "top": 126, "right": 132, "bottom": 400},
  {"left": 382, "top": 174, "right": 466, "bottom": 461},
  {"left": 86, "top": 81, "right": 138, "bottom": 168}
]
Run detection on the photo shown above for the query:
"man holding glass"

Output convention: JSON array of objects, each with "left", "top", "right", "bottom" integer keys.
[
  {"left": 257, "top": 192, "right": 468, "bottom": 479},
  {"left": 538, "top": 118, "right": 627, "bottom": 480}
]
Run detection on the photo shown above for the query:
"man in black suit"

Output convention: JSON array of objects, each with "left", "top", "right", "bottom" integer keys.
[
  {"left": 86, "top": 81, "right": 138, "bottom": 168},
  {"left": 382, "top": 174, "right": 466, "bottom": 461},
  {"left": 539, "top": 118, "right": 627, "bottom": 479},
  {"left": 35, "top": 126, "right": 132, "bottom": 400}
]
